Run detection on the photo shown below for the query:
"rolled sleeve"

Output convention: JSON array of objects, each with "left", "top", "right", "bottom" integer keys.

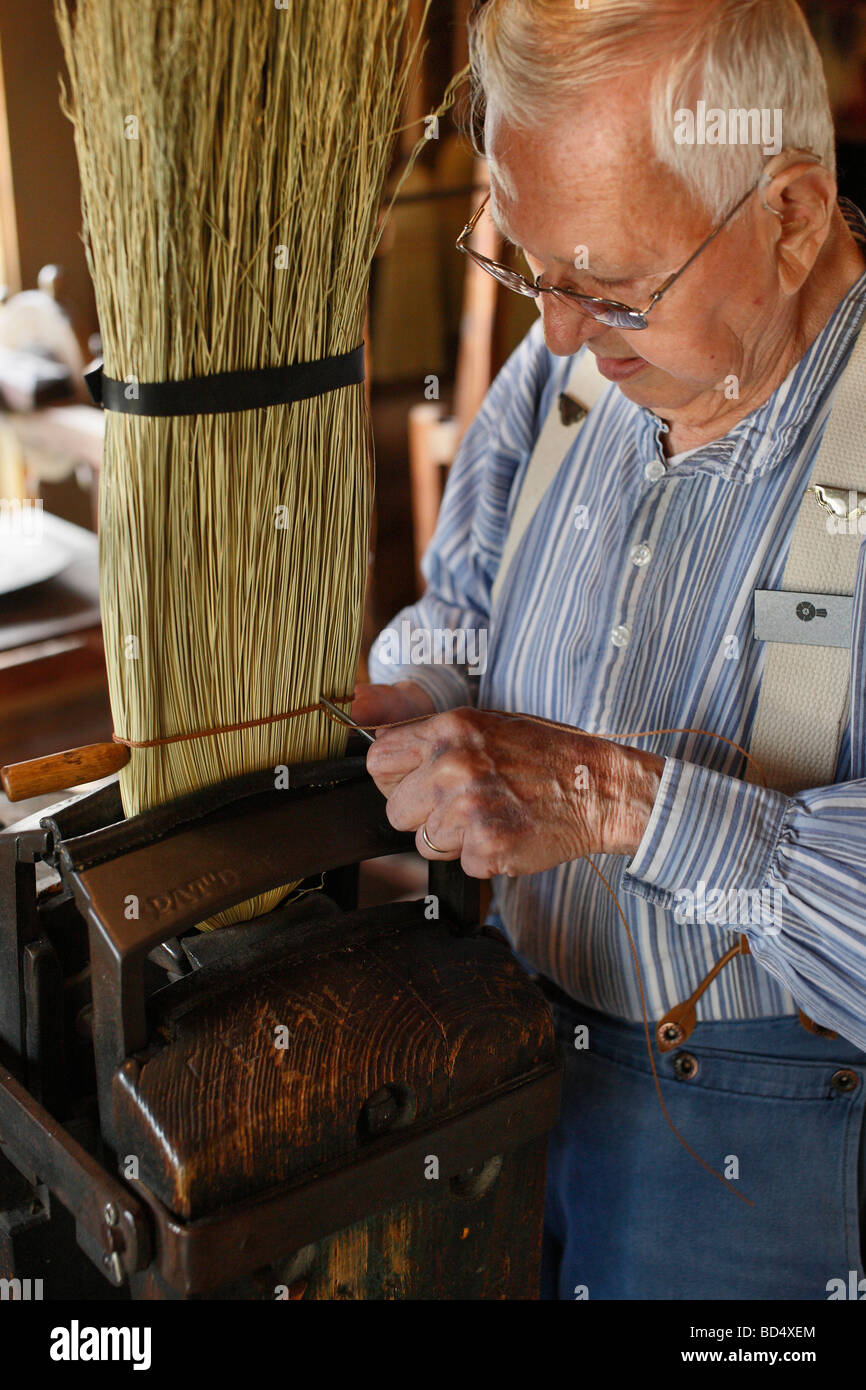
[{"left": 622, "top": 757, "right": 790, "bottom": 911}]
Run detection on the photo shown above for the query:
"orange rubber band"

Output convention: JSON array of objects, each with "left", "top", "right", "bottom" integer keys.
[{"left": 113, "top": 692, "right": 354, "bottom": 750}]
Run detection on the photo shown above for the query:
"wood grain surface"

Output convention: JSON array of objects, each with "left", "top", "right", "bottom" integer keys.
[{"left": 113, "top": 905, "right": 556, "bottom": 1298}]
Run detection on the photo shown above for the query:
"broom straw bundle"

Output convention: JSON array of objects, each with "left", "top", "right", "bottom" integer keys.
[{"left": 56, "top": 0, "right": 415, "bottom": 927}]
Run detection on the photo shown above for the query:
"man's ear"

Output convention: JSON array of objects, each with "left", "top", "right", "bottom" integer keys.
[{"left": 760, "top": 159, "right": 836, "bottom": 294}]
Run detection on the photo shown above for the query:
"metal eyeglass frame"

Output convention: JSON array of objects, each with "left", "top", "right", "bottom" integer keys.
[{"left": 456, "top": 178, "right": 766, "bottom": 331}]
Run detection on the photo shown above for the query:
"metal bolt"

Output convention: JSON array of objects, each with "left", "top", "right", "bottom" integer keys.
[
  {"left": 673, "top": 1051, "right": 699, "bottom": 1081},
  {"left": 361, "top": 1087, "right": 399, "bottom": 1136},
  {"left": 104, "top": 1202, "right": 118, "bottom": 1227},
  {"left": 830, "top": 1069, "right": 859, "bottom": 1095},
  {"left": 359, "top": 1083, "right": 416, "bottom": 1137}
]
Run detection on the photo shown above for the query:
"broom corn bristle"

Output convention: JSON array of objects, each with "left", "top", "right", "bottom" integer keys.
[{"left": 56, "top": 0, "right": 417, "bottom": 928}]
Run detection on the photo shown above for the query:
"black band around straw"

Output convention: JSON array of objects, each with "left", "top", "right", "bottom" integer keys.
[{"left": 85, "top": 343, "right": 365, "bottom": 417}]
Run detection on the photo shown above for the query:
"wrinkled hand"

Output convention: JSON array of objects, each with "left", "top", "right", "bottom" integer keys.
[{"left": 366, "top": 706, "right": 663, "bottom": 879}]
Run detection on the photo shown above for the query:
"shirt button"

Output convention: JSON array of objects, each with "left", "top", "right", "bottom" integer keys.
[
  {"left": 644, "top": 459, "right": 665, "bottom": 483},
  {"left": 630, "top": 542, "right": 652, "bottom": 567},
  {"left": 610, "top": 624, "right": 630, "bottom": 648}
]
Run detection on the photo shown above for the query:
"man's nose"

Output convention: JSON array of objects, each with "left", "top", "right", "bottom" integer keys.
[{"left": 537, "top": 294, "right": 610, "bottom": 357}]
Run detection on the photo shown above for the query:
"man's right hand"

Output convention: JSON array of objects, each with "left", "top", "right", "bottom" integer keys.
[{"left": 351, "top": 680, "right": 436, "bottom": 735}]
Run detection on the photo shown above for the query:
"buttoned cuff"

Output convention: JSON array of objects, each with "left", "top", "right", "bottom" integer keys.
[{"left": 621, "top": 756, "right": 791, "bottom": 912}]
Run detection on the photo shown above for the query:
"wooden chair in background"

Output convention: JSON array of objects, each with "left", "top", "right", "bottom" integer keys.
[{"left": 408, "top": 155, "right": 502, "bottom": 589}]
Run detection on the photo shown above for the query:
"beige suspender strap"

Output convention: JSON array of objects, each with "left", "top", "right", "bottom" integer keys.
[
  {"left": 491, "top": 350, "right": 607, "bottom": 609},
  {"left": 748, "top": 326, "right": 866, "bottom": 793}
]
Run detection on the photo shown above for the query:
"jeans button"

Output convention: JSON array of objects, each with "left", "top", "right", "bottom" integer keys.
[
  {"left": 673, "top": 1051, "right": 699, "bottom": 1080},
  {"left": 830, "top": 1068, "right": 859, "bottom": 1095}
]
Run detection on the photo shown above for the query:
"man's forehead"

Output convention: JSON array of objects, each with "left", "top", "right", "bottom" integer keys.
[
  {"left": 485, "top": 87, "right": 652, "bottom": 184},
  {"left": 487, "top": 170, "right": 672, "bottom": 278},
  {"left": 485, "top": 109, "right": 703, "bottom": 276}
]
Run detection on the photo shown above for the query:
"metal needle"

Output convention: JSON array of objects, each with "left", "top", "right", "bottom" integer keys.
[{"left": 320, "top": 696, "right": 376, "bottom": 744}]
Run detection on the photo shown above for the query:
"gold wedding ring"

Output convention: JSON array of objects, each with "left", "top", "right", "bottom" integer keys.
[{"left": 421, "top": 824, "right": 447, "bottom": 855}]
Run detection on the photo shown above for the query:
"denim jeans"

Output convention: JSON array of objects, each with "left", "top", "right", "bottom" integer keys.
[{"left": 541, "top": 991, "right": 866, "bottom": 1300}]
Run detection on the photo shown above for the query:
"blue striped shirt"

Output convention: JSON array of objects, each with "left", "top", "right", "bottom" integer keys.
[{"left": 370, "top": 271, "right": 866, "bottom": 1050}]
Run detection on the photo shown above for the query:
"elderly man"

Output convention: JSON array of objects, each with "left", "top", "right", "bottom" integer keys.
[{"left": 355, "top": 0, "right": 866, "bottom": 1300}]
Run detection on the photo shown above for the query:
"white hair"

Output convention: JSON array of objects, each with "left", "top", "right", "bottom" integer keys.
[{"left": 468, "top": 0, "right": 836, "bottom": 219}]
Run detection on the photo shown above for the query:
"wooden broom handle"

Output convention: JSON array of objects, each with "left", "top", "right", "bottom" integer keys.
[{"left": 1, "top": 742, "right": 130, "bottom": 802}]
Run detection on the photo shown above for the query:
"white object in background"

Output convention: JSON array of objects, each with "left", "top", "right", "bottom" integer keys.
[
  {"left": 0, "top": 288, "right": 85, "bottom": 403},
  {"left": 0, "top": 509, "right": 97, "bottom": 597}
]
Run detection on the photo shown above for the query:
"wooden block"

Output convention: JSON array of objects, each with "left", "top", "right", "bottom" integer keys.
[{"left": 112, "top": 905, "right": 557, "bottom": 1298}]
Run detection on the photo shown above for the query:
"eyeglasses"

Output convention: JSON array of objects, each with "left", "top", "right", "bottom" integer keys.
[{"left": 456, "top": 180, "right": 762, "bottom": 331}]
